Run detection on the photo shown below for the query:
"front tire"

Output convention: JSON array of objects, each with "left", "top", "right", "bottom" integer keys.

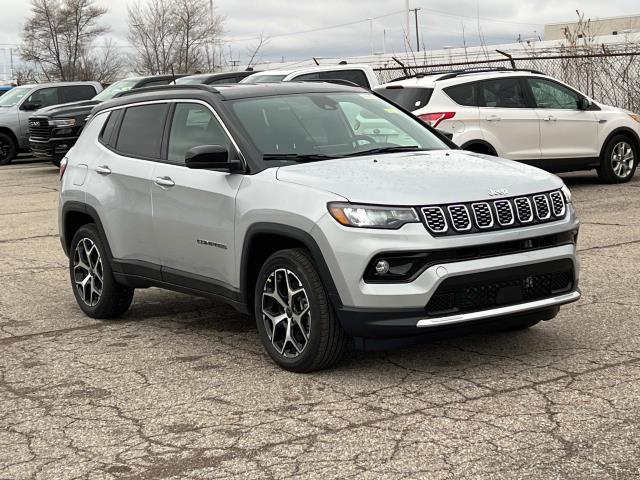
[
  {"left": 69, "top": 224, "right": 134, "bottom": 319},
  {"left": 254, "top": 248, "right": 347, "bottom": 372},
  {"left": 598, "top": 135, "right": 637, "bottom": 183},
  {"left": 0, "top": 132, "right": 17, "bottom": 165}
]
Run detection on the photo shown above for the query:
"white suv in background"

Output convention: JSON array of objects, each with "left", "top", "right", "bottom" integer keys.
[
  {"left": 241, "top": 64, "right": 379, "bottom": 89},
  {"left": 375, "top": 69, "right": 639, "bottom": 183}
]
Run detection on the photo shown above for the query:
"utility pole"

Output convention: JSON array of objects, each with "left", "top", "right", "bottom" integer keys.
[
  {"left": 405, "top": 0, "right": 411, "bottom": 50},
  {"left": 410, "top": 8, "right": 421, "bottom": 52}
]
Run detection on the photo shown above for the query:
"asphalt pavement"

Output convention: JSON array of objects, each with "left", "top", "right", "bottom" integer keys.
[{"left": 1, "top": 156, "right": 639, "bottom": 479}]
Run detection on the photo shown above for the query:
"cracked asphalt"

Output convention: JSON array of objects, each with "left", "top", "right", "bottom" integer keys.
[{"left": 1, "top": 156, "right": 640, "bottom": 480}]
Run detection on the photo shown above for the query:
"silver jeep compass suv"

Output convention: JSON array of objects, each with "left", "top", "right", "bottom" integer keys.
[{"left": 59, "top": 82, "right": 580, "bottom": 372}]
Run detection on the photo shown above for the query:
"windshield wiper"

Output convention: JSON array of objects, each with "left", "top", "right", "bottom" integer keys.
[
  {"left": 263, "top": 153, "right": 337, "bottom": 162},
  {"left": 341, "top": 145, "right": 427, "bottom": 157}
]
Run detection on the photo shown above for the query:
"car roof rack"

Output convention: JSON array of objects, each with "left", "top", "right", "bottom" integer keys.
[
  {"left": 294, "top": 78, "right": 362, "bottom": 88},
  {"left": 114, "top": 84, "right": 219, "bottom": 98},
  {"left": 389, "top": 67, "right": 545, "bottom": 83}
]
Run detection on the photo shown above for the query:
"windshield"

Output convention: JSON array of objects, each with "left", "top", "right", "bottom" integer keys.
[
  {"left": 230, "top": 92, "right": 449, "bottom": 163},
  {"left": 376, "top": 86, "right": 434, "bottom": 111},
  {"left": 93, "top": 79, "right": 139, "bottom": 102},
  {"left": 0, "top": 86, "right": 31, "bottom": 107},
  {"left": 240, "top": 74, "right": 287, "bottom": 84}
]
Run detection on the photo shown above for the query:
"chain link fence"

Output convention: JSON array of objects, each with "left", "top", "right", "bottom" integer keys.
[{"left": 373, "top": 49, "right": 640, "bottom": 112}]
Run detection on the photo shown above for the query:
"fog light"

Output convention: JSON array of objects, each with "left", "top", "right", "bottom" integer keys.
[{"left": 375, "top": 260, "right": 390, "bottom": 275}]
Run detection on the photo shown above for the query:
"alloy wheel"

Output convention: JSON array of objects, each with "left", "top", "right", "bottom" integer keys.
[
  {"left": 261, "top": 268, "right": 311, "bottom": 358},
  {"left": 0, "top": 140, "right": 10, "bottom": 162},
  {"left": 611, "top": 141, "right": 635, "bottom": 179},
  {"left": 73, "top": 238, "right": 104, "bottom": 307}
]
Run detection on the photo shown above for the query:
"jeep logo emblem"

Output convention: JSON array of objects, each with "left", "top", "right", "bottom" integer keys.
[{"left": 488, "top": 188, "right": 509, "bottom": 197}]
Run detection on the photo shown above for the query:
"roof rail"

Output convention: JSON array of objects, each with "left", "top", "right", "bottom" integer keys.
[
  {"left": 294, "top": 78, "right": 362, "bottom": 88},
  {"left": 389, "top": 67, "right": 545, "bottom": 83},
  {"left": 114, "top": 84, "right": 218, "bottom": 98}
]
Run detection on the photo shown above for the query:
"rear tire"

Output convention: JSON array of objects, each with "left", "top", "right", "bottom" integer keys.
[
  {"left": 69, "top": 224, "right": 134, "bottom": 319},
  {"left": 597, "top": 135, "right": 637, "bottom": 183},
  {"left": 0, "top": 132, "right": 17, "bottom": 165},
  {"left": 254, "top": 248, "right": 348, "bottom": 372}
]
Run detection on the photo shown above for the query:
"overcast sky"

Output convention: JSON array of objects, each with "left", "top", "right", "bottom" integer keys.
[{"left": 0, "top": 0, "right": 639, "bottom": 65}]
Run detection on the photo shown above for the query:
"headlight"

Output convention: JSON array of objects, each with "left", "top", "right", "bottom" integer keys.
[
  {"left": 328, "top": 203, "right": 419, "bottom": 229},
  {"left": 49, "top": 118, "right": 76, "bottom": 127},
  {"left": 561, "top": 184, "right": 572, "bottom": 203},
  {"left": 627, "top": 112, "right": 640, "bottom": 123}
]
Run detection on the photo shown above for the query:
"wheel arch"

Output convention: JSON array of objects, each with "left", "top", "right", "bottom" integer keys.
[
  {"left": 61, "top": 201, "right": 113, "bottom": 260},
  {"left": 599, "top": 127, "right": 640, "bottom": 159},
  {"left": 460, "top": 139, "right": 498, "bottom": 157},
  {"left": 239, "top": 223, "right": 343, "bottom": 312},
  {"left": 0, "top": 126, "right": 19, "bottom": 145}
]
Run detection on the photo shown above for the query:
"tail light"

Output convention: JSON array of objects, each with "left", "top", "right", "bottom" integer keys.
[
  {"left": 60, "top": 157, "right": 68, "bottom": 180},
  {"left": 417, "top": 112, "right": 456, "bottom": 128}
]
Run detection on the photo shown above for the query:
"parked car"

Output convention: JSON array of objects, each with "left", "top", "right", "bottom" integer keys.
[
  {"left": 175, "top": 70, "right": 260, "bottom": 85},
  {"left": 375, "top": 68, "right": 639, "bottom": 183},
  {"left": 241, "top": 64, "right": 379, "bottom": 89},
  {"left": 59, "top": 82, "right": 580, "bottom": 372},
  {"left": 0, "top": 81, "right": 102, "bottom": 165},
  {"left": 29, "top": 74, "right": 184, "bottom": 166},
  {"left": 0, "top": 85, "right": 14, "bottom": 97}
]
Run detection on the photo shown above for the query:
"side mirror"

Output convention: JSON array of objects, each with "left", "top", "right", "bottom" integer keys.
[
  {"left": 578, "top": 97, "right": 592, "bottom": 110},
  {"left": 21, "top": 102, "right": 41, "bottom": 111},
  {"left": 185, "top": 145, "right": 243, "bottom": 171}
]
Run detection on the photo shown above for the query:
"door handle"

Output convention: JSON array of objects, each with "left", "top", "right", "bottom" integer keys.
[
  {"left": 154, "top": 176, "right": 175, "bottom": 187},
  {"left": 486, "top": 115, "right": 501, "bottom": 122},
  {"left": 95, "top": 165, "right": 111, "bottom": 175},
  {"left": 544, "top": 115, "right": 557, "bottom": 122}
]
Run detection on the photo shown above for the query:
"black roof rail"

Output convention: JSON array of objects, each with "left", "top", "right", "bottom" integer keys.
[
  {"left": 114, "top": 84, "right": 218, "bottom": 98},
  {"left": 388, "top": 67, "right": 546, "bottom": 83}
]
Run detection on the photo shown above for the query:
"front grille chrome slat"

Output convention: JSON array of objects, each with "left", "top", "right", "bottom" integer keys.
[{"left": 421, "top": 189, "right": 567, "bottom": 236}]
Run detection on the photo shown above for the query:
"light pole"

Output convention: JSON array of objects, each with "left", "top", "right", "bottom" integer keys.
[{"left": 410, "top": 8, "right": 422, "bottom": 52}]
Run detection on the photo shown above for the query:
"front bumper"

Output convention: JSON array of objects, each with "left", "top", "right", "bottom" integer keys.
[
  {"left": 313, "top": 205, "right": 580, "bottom": 337},
  {"left": 29, "top": 137, "right": 77, "bottom": 159}
]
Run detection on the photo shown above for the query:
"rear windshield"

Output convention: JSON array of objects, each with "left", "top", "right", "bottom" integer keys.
[{"left": 376, "top": 87, "right": 433, "bottom": 111}]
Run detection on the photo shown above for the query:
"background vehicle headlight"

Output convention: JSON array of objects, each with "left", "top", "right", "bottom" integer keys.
[
  {"left": 49, "top": 118, "right": 76, "bottom": 127},
  {"left": 561, "top": 184, "right": 572, "bottom": 203},
  {"left": 328, "top": 203, "right": 419, "bottom": 229}
]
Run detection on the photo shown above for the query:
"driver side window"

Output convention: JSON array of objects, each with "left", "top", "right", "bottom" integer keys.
[
  {"left": 25, "top": 87, "right": 59, "bottom": 109},
  {"left": 167, "top": 103, "right": 231, "bottom": 164},
  {"left": 528, "top": 78, "right": 580, "bottom": 109}
]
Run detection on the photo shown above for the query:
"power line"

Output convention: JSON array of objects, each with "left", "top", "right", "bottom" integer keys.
[{"left": 415, "top": 5, "right": 543, "bottom": 27}]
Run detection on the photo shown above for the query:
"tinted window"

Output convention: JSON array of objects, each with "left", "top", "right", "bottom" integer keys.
[
  {"left": 116, "top": 104, "right": 169, "bottom": 158},
  {"left": 480, "top": 78, "right": 527, "bottom": 108},
  {"left": 25, "top": 87, "right": 60, "bottom": 109},
  {"left": 99, "top": 110, "right": 122, "bottom": 146},
  {"left": 295, "top": 70, "right": 370, "bottom": 88},
  {"left": 377, "top": 87, "right": 433, "bottom": 111},
  {"left": 62, "top": 85, "right": 96, "bottom": 103},
  {"left": 167, "top": 103, "right": 230, "bottom": 163},
  {"left": 444, "top": 83, "right": 478, "bottom": 106},
  {"left": 209, "top": 76, "right": 243, "bottom": 84},
  {"left": 142, "top": 79, "right": 172, "bottom": 87},
  {"left": 528, "top": 78, "right": 580, "bottom": 109}
]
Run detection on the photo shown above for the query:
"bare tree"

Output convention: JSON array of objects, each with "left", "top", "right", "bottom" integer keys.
[
  {"left": 20, "top": 0, "right": 113, "bottom": 81},
  {"left": 245, "top": 33, "right": 269, "bottom": 68},
  {"left": 79, "top": 40, "right": 126, "bottom": 83},
  {"left": 128, "top": 0, "right": 224, "bottom": 75}
]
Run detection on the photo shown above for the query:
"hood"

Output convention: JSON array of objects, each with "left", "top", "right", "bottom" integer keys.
[
  {"left": 276, "top": 150, "right": 563, "bottom": 205},
  {"left": 32, "top": 99, "right": 100, "bottom": 119}
]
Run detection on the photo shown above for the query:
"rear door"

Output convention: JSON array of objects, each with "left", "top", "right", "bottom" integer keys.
[
  {"left": 61, "top": 85, "right": 98, "bottom": 103},
  {"left": 150, "top": 101, "right": 243, "bottom": 293},
  {"left": 477, "top": 77, "right": 540, "bottom": 160},
  {"left": 526, "top": 77, "right": 599, "bottom": 161},
  {"left": 86, "top": 103, "right": 169, "bottom": 275}
]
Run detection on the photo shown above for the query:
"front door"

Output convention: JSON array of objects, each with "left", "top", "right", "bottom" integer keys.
[
  {"left": 526, "top": 77, "right": 599, "bottom": 161},
  {"left": 151, "top": 102, "right": 243, "bottom": 294}
]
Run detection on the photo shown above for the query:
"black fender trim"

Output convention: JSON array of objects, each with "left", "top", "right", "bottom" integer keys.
[
  {"left": 60, "top": 201, "right": 113, "bottom": 260},
  {"left": 239, "top": 223, "right": 344, "bottom": 310}
]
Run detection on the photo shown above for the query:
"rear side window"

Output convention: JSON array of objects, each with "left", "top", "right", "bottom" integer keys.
[
  {"left": 444, "top": 83, "right": 478, "bottom": 106},
  {"left": 295, "top": 70, "right": 370, "bottom": 88},
  {"left": 377, "top": 87, "right": 433, "bottom": 111},
  {"left": 479, "top": 78, "right": 528, "bottom": 108},
  {"left": 116, "top": 104, "right": 169, "bottom": 158},
  {"left": 141, "top": 79, "right": 172, "bottom": 87},
  {"left": 61, "top": 85, "right": 97, "bottom": 103},
  {"left": 99, "top": 110, "right": 122, "bottom": 147}
]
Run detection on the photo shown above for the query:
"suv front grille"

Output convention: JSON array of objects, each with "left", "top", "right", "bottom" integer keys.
[
  {"left": 425, "top": 259, "right": 574, "bottom": 316},
  {"left": 28, "top": 117, "right": 53, "bottom": 140},
  {"left": 421, "top": 190, "right": 567, "bottom": 236}
]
